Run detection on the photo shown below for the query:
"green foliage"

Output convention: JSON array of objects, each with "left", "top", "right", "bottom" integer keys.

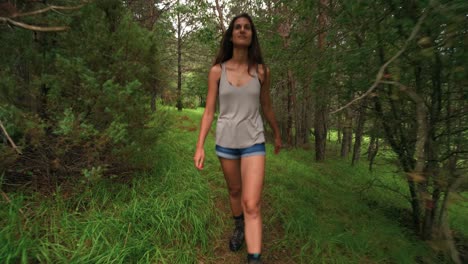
[
  {"left": 0, "top": 1, "right": 171, "bottom": 185},
  {"left": 0, "top": 127, "right": 220, "bottom": 263},
  {"left": 1, "top": 1, "right": 466, "bottom": 262},
  {"left": 1, "top": 109, "right": 466, "bottom": 263},
  {"left": 264, "top": 141, "right": 456, "bottom": 263}
]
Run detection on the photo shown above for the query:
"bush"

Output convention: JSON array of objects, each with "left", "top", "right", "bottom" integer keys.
[{"left": 0, "top": 1, "right": 169, "bottom": 191}]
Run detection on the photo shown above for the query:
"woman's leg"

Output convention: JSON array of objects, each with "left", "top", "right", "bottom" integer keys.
[
  {"left": 219, "top": 157, "right": 245, "bottom": 251},
  {"left": 219, "top": 157, "right": 243, "bottom": 216},
  {"left": 240, "top": 155, "right": 265, "bottom": 254}
]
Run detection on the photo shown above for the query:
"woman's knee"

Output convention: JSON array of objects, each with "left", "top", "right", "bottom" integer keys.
[
  {"left": 242, "top": 199, "right": 261, "bottom": 217},
  {"left": 228, "top": 185, "right": 242, "bottom": 198}
]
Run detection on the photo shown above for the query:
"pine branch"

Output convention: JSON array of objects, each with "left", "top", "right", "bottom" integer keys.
[
  {"left": 0, "top": 2, "right": 88, "bottom": 32},
  {"left": 330, "top": 0, "right": 433, "bottom": 114},
  {"left": 0, "top": 17, "right": 69, "bottom": 31},
  {"left": 11, "top": 4, "right": 84, "bottom": 18}
]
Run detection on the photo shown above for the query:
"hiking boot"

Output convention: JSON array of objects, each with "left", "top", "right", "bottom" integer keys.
[{"left": 229, "top": 217, "right": 244, "bottom": 251}]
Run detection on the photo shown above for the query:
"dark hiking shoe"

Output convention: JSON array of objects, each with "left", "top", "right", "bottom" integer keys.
[
  {"left": 247, "top": 253, "right": 262, "bottom": 263},
  {"left": 229, "top": 219, "right": 244, "bottom": 251}
]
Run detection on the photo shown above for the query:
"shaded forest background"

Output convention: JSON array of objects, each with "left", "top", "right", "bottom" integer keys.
[{"left": 0, "top": 0, "right": 466, "bottom": 263}]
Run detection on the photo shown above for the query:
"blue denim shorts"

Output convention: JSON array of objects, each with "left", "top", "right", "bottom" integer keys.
[{"left": 216, "top": 143, "right": 266, "bottom": 159}]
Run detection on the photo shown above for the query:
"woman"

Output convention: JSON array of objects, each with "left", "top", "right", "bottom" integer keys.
[{"left": 193, "top": 13, "right": 281, "bottom": 264}]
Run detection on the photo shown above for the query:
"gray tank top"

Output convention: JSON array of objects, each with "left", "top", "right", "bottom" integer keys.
[{"left": 216, "top": 63, "right": 265, "bottom": 148}]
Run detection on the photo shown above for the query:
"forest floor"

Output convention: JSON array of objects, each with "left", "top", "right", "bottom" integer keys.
[
  {"left": 176, "top": 108, "right": 467, "bottom": 264},
  {"left": 0, "top": 107, "right": 466, "bottom": 263}
]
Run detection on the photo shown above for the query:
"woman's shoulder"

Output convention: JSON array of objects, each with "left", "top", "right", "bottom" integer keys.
[
  {"left": 256, "top": 64, "right": 270, "bottom": 84},
  {"left": 209, "top": 64, "right": 222, "bottom": 78},
  {"left": 257, "top": 64, "right": 270, "bottom": 76}
]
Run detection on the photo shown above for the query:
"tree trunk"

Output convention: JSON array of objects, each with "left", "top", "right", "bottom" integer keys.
[
  {"left": 176, "top": 3, "right": 182, "bottom": 111},
  {"left": 314, "top": 107, "right": 327, "bottom": 161},
  {"left": 352, "top": 100, "right": 367, "bottom": 165},
  {"left": 341, "top": 109, "right": 352, "bottom": 158},
  {"left": 297, "top": 80, "right": 311, "bottom": 146},
  {"left": 288, "top": 70, "right": 298, "bottom": 146},
  {"left": 420, "top": 54, "right": 441, "bottom": 239},
  {"left": 214, "top": 0, "right": 226, "bottom": 34},
  {"left": 150, "top": 87, "right": 157, "bottom": 112},
  {"left": 277, "top": 17, "right": 294, "bottom": 147},
  {"left": 374, "top": 19, "right": 422, "bottom": 230},
  {"left": 314, "top": 0, "right": 329, "bottom": 161},
  {"left": 438, "top": 173, "right": 464, "bottom": 264},
  {"left": 367, "top": 137, "right": 379, "bottom": 171},
  {"left": 286, "top": 70, "right": 294, "bottom": 146},
  {"left": 374, "top": 96, "right": 421, "bottom": 230},
  {"left": 337, "top": 116, "right": 342, "bottom": 143},
  {"left": 399, "top": 84, "right": 429, "bottom": 237}
]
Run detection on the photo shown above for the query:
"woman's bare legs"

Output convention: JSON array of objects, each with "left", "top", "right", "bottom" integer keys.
[
  {"left": 219, "top": 155, "right": 265, "bottom": 254},
  {"left": 240, "top": 155, "right": 265, "bottom": 254},
  {"left": 219, "top": 158, "right": 243, "bottom": 217}
]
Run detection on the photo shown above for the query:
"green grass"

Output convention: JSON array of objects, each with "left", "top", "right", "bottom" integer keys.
[
  {"left": 0, "top": 107, "right": 466, "bottom": 263},
  {"left": 264, "top": 150, "right": 432, "bottom": 263},
  {"left": 0, "top": 109, "right": 221, "bottom": 263}
]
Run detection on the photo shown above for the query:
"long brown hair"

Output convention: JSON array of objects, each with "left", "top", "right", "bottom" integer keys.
[{"left": 213, "top": 13, "right": 265, "bottom": 79}]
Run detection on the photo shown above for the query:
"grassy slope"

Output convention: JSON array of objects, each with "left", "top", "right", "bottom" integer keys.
[
  {"left": 0, "top": 109, "right": 222, "bottom": 263},
  {"left": 174, "top": 108, "right": 464, "bottom": 264},
  {"left": 0, "top": 108, "right": 465, "bottom": 263}
]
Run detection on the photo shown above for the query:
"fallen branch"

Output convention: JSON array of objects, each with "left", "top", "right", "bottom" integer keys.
[
  {"left": 11, "top": 4, "right": 84, "bottom": 18},
  {"left": 0, "top": 119, "right": 21, "bottom": 154},
  {"left": 330, "top": 1, "right": 432, "bottom": 114},
  {"left": 0, "top": 17, "right": 69, "bottom": 31},
  {"left": 1, "top": 190, "right": 25, "bottom": 215},
  {"left": 0, "top": 2, "right": 88, "bottom": 31}
]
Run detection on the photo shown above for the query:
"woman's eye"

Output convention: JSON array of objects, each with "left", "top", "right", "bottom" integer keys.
[{"left": 235, "top": 24, "right": 251, "bottom": 30}]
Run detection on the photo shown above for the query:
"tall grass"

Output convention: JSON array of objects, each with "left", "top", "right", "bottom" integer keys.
[
  {"left": 264, "top": 147, "right": 451, "bottom": 263},
  {"left": 1, "top": 107, "right": 465, "bottom": 263},
  {"left": 270, "top": 138, "right": 468, "bottom": 262},
  {"left": 0, "top": 109, "right": 221, "bottom": 263}
]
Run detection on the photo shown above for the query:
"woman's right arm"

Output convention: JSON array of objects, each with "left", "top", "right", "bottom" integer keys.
[{"left": 194, "top": 65, "right": 221, "bottom": 170}]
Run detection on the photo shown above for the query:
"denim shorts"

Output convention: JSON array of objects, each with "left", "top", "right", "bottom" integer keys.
[{"left": 215, "top": 143, "right": 266, "bottom": 159}]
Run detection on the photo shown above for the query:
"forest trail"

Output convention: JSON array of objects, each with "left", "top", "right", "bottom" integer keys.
[
  {"left": 175, "top": 112, "right": 295, "bottom": 264},
  {"left": 204, "top": 168, "right": 295, "bottom": 264},
  {"left": 172, "top": 109, "right": 467, "bottom": 264}
]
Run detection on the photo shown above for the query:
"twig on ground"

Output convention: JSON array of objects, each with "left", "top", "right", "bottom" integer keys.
[
  {"left": 0, "top": 119, "right": 21, "bottom": 154},
  {"left": 1, "top": 190, "right": 25, "bottom": 215}
]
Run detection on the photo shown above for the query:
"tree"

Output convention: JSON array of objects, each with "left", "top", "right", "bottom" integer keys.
[
  {"left": 0, "top": 1, "right": 85, "bottom": 32},
  {"left": 313, "top": 0, "right": 329, "bottom": 161},
  {"left": 329, "top": 0, "right": 466, "bottom": 261},
  {"left": 0, "top": 0, "right": 169, "bottom": 190}
]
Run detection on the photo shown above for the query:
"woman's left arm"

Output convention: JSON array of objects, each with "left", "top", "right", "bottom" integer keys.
[{"left": 259, "top": 65, "right": 282, "bottom": 154}]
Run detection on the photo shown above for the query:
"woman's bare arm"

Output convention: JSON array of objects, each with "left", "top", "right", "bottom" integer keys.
[{"left": 194, "top": 65, "right": 221, "bottom": 169}]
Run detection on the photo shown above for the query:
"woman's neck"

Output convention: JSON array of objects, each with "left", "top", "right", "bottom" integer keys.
[{"left": 231, "top": 47, "right": 249, "bottom": 65}]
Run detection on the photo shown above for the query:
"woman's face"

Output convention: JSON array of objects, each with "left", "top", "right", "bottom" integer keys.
[{"left": 231, "top": 17, "right": 252, "bottom": 47}]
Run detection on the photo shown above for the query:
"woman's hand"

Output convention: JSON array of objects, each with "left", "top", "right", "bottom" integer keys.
[
  {"left": 274, "top": 136, "right": 282, "bottom": 154},
  {"left": 193, "top": 147, "right": 205, "bottom": 170}
]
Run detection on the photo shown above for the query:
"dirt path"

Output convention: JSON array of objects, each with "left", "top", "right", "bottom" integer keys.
[{"left": 205, "top": 167, "right": 296, "bottom": 264}]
